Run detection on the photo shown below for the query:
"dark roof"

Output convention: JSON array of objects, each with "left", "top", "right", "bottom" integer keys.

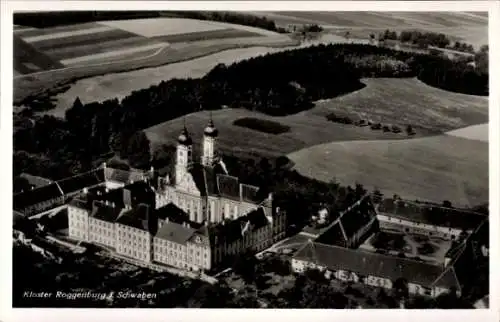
[
  {"left": 104, "top": 167, "right": 132, "bottom": 183},
  {"left": 68, "top": 198, "right": 93, "bottom": 211},
  {"left": 241, "top": 184, "right": 261, "bottom": 203},
  {"left": 217, "top": 174, "right": 240, "bottom": 201},
  {"left": 13, "top": 182, "right": 63, "bottom": 210},
  {"left": 19, "top": 173, "right": 53, "bottom": 189},
  {"left": 155, "top": 203, "right": 203, "bottom": 230},
  {"left": 188, "top": 163, "right": 208, "bottom": 196},
  {"left": 123, "top": 181, "right": 155, "bottom": 207},
  {"left": 315, "top": 221, "right": 347, "bottom": 247},
  {"left": 116, "top": 204, "right": 151, "bottom": 231},
  {"left": 204, "top": 163, "right": 224, "bottom": 196},
  {"left": 294, "top": 242, "right": 460, "bottom": 289},
  {"left": 56, "top": 169, "right": 105, "bottom": 195},
  {"left": 208, "top": 207, "right": 270, "bottom": 245},
  {"left": 91, "top": 201, "right": 122, "bottom": 222},
  {"left": 69, "top": 186, "right": 125, "bottom": 211},
  {"left": 340, "top": 198, "right": 376, "bottom": 237},
  {"left": 178, "top": 127, "right": 193, "bottom": 145},
  {"left": 377, "top": 199, "right": 487, "bottom": 230},
  {"left": 155, "top": 221, "right": 197, "bottom": 244}
]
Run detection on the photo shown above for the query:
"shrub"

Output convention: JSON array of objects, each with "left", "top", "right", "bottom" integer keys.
[
  {"left": 371, "top": 123, "right": 382, "bottom": 130},
  {"left": 382, "top": 125, "right": 391, "bottom": 132},
  {"left": 391, "top": 125, "right": 402, "bottom": 133}
]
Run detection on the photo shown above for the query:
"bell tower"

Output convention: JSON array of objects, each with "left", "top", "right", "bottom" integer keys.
[
  {"left": 175, "top": 121, "right": 193, "bottom": 186},
  {"left": 202, "top": 112, "right": 218, "bottom": 167}
]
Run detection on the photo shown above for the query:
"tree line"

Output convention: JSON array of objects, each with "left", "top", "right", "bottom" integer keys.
[{"left": 378, "top": 29, "right": 476, "bottom": 53}]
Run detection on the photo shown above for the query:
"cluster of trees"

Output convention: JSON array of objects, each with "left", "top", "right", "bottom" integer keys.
[
  {"left": 302, "top": 24, "right": 323, "bottom": 33},
  {"left": 13, "top": 242, "right": 206, "bottom": 308},
  {"left": 326, "top": 113, "right": 416, "bottom": 136},
  {"left": 379, "top": 29, "right": 476, "bottom": 52}
]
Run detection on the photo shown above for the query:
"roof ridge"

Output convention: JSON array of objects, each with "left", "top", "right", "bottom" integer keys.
[
  {"left": 313, "top": 241, "right": 444, "bottom": 266},
  {"left": 54, "top": 181, "right": 64, "bottom": 197}
]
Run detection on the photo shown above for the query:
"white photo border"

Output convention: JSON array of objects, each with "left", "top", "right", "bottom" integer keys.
[{"left": 1, "top": 1, "right": 498, "bottom": 322}]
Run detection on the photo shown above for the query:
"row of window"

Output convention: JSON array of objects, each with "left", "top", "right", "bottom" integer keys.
[
  {"left": 91, "top": 219, "right": 113, "bottom": 228},
  {"left": 117, "top": 239, "right": 148, "bottom": 250},
  {"left": 118, "top": 246, "right": 149, "bottom": 260},
  {"left": 155, "top": 254, "right": 208, "bottom": 269}
]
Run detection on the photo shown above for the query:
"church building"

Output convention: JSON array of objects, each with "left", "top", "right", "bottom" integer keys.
[{"left": 155, "top": 117, "right": 277, "bottom": 228}]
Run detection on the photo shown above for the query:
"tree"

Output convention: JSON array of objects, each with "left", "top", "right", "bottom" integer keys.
[
  {"left": 125, "top": 131, "right": 151, "bottom": 170},
  {"left": 372, "top": 188, "right": 383, "bottom": 204},
  {"left": 369, "top": 33, "right": 375, "bottom": 44},
  {"left": 13, "top": 176, "right": 32, "bottom": 193},
  {"left": 393, "top": 278, "right": 409, "bottom": 300},
  {"left": 232, "top": 252, "right": 258, "bottom": 284},
  {"left": 442, "top": 200, "right": 452, "bottom": 208},
  {"left": 405, "top": 124, "right": 415, "bottom": 136}
]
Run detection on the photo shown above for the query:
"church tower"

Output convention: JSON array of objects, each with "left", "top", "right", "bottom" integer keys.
[
  {"left": 175, "top": 123, "right": 193, "bottom": 186},
  {"left": 202, "top": 113, "right": 218, "bottom": 167}
]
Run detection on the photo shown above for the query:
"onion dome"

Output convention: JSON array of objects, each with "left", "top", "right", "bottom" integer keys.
[
  {"left": 178, "top": 126, "right": 192, "bottom": 145},
  {"left": 204, "top": 115, "right": 218, "bottom": 137}
]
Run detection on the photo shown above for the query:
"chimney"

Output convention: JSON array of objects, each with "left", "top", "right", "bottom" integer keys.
[
  {"left": 268, "top": 192, "right": 273, "bottom": 201},
  {"left": 111, "top": 202, "right": 115, "bottom": 208},
  {"left": 105, "top": 188, "right": 109, "bottom": 193},
  {"left": 102, "top": 162, "right": 107, "bottom": 169},
  {"left": 166, "top": 174, "right": 170, "bottom": 184},
  {"left": 83, "top": 187, "right": 88, "bottom": 194},
  {"left": 165, "top": 217, "right": 169, "bottom": 223},
  {"left": 150, "top": 166, "right": 154, "bottom": 173},
  {"left": 239, "top": 184, "right": 243, "bottom": 201}
]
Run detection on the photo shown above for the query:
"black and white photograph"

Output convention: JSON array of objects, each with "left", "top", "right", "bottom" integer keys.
[{"left": 1, "top": 1, "right": 498, "bottom": 318}]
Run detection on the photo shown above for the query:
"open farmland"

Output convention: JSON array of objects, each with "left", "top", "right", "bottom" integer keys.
[
  {"left": 145, "top": 77, "right": 487, "bottom": 156},
  {"left": 313, "top": 78, "right": 488, "bottom": 134},
  {"left": 446, "top": 123, "right": 488, "bottom": 142},
  {"left": 145, "top": 108, "right": 405, "bottom": 158},
  {"left": 257, "top": 11, "right": 487, "bottom": 48},
  {"left": 14, "top": 18, "right": 295, "bottom": 104},
  {"left": 288, "top": 135, "right": 488, "bottom": 207}
]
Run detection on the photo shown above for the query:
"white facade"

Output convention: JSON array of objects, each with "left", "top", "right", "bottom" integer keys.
[
  {"left": 202, "top": 136, "right": 216, "bottom": 167},
  {"left": 115, "top": 223, "right": 152, "bottom": 262},
  {"left": 67, "top": 204, "right": 90, "bottom": 241},
  {"left": 377, "top": 214, "right": 464, "bottom": 240},
  {"left": 291, "top": 258, "right": 453, "bottom": 298}
]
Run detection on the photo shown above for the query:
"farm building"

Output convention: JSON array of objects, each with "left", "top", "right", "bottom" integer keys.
[
  {"left": 375, "top": 199, "right": 487, "bottom": 240},
  {"left": 315, "top": 196, "right": 378, "bottom": 249},
  {"left": 13, "top": 164, "right": 152, "bottom": 217},
  {"left": 291, "top": 240, "right": 464, "bottom": 298}
]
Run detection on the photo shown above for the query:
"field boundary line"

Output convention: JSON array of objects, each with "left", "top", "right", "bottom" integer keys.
[{"left": 14, "top": 43, "right": 170, "bottom": 80}]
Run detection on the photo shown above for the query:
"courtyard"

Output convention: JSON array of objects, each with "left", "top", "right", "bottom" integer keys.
[{"left": 361, "top": 230, "right": 452, "bottom": 263}]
